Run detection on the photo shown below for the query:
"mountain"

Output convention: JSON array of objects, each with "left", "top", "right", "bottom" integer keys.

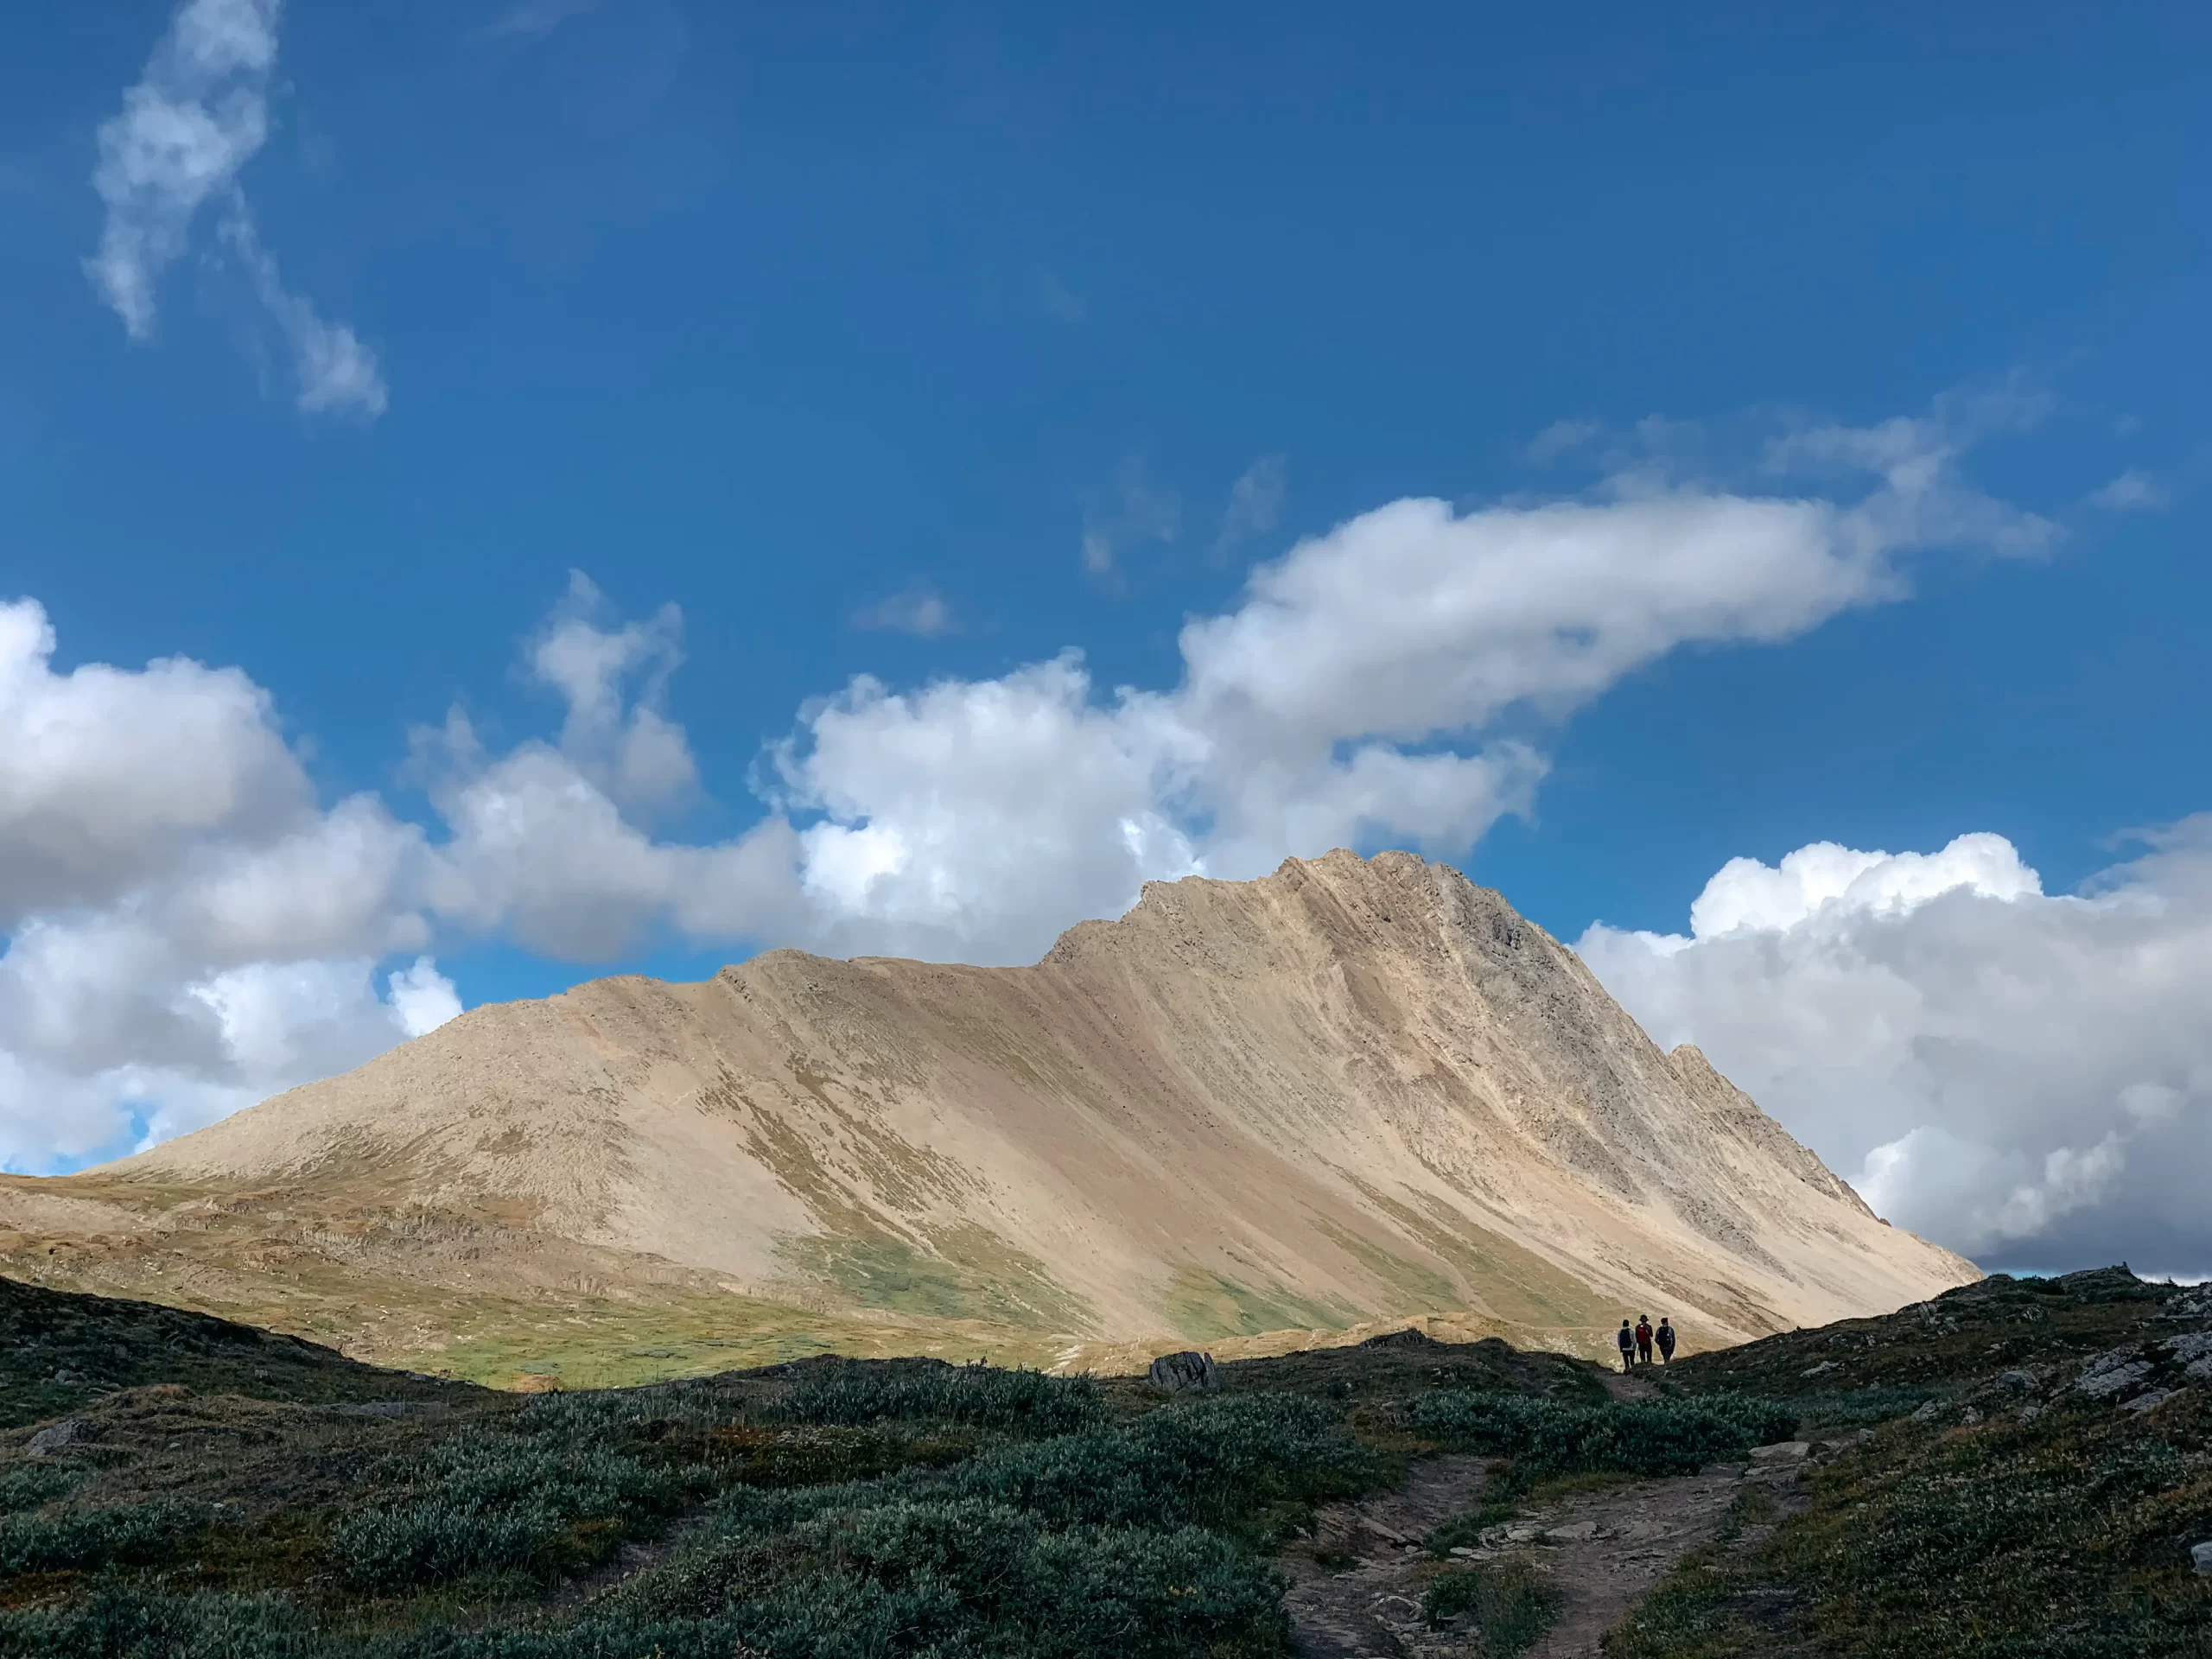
[{"left": 0, "top": 849, "right": 1974, "bottom": 1383}]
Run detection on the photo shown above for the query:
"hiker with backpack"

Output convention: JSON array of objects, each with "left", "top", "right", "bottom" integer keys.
[
  {"left": 1635, "top": 1314, "right": 1654, "bottom": 1365},
  {"left": 1656, "top": 1316, "right": 1676, "bottom": 1365},
  {"left": 1616, "top": 1319, "right": 1635, "bottom": 1373}
]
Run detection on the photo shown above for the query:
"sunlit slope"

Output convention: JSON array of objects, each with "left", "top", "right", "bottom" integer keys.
[{"left": 0, "top": 850, "right": 1973, "bottom": 1380}]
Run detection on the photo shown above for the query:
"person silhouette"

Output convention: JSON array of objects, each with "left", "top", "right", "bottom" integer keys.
[
  {"left": 1615, "top": 1319, "right": 1635, "bottom": 1373},
  {"left": 1656, "top": 1316, "right": 1676, "bottom": 1365},
  {"left": 1635, "top": 1314, "right": 1654, "bottom": 1365}
]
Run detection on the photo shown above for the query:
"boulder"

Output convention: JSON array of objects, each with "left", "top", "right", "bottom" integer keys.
[
  {"left": 2192, "top": 1541, "right": 2212, "bottom": 1578},
  {"left": 1146, "top": 1350, "right": 1221, "bottom": 1394},
  {"left": 1750, "top": 1440, "right": 1812, "bottom": 1462},
  {"left": 26, "top": 1420, "right": 80, "bottom": 1457}
]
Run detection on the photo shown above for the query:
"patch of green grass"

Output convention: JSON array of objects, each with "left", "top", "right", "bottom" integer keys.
[
  {"left": 1161, "top": 1266, "right": 1354, "bottom": 1343},
  {"left": 1423, "top": 1557, "right": 1561, "bottom": 1651}
]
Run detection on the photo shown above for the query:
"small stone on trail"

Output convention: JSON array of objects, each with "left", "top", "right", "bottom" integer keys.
[
  {"left": 1146, "top": 1351, "right": 1220, "bottom": 1394},
  {"left": 1546, "top": 1520, "right": 1602, "bottom": 1542},
  {"left": 1996, "top": 1370, "right": 2036, "bottom": 1393},
  {"left": 1750, "top": 1440, "right": 1811, "bottom": 1463},
  {"left": 1800, "top": 1359, "right": 1840, "bottom": 1378}
]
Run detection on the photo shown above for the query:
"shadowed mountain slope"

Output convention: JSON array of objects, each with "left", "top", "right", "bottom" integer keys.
[{"left": 0, "top": 850, "right": 1973, "bottom": 1382}]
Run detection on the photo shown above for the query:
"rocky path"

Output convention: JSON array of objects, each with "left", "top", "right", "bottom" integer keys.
[{"left": 1280, "top": 1429, "right": 1812, "bottom": 1658}]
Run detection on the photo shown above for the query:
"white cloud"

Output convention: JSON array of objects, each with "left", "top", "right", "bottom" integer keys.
[
  {"left": 1579, "top": 827, "right": 2212, "bottom": 1274},
  {"left": 1214, "top": 454, "right": 1287, "bottom": 556},
  {"left": 1525, "top": 418, "right": 1599, "bottom": 463},
  {"left": 87, "top": 0, "right": 385, "bottom": 418},
  {"left": 1080, "top": 457, "right": 1179, "bottom": 576},
  {"left": 524, "top": 572, "right": 696, "bottom": 814},
  {"left": 0, "top": 395, "right": 2067, "bottom": 1169},
  {"left": 386, "top": 957, "right": 462, "bottom": 1038},
  {"left": 220, "top": 209, "right": 389, "bottom": 417},
  {"left": 2088, "top": 468, "right": 2168, "bottom": 512},
  {"left": 853, "top": 583, "right": 956, "bottom": 638},
  {"left": 777, "top": 400, "right": 2048, "bottom": 962},
  {"left": 474, "top": 0, "right": 603, "bottom": 41}
]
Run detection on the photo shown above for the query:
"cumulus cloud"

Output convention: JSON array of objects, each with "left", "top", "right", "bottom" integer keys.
[
  {"left": 0, "top": 594, "right": 448, "bottom": 1168},
  {"left": 87, "top": 0, "right": 385, "bottom": 417},
  {"left": 0, "top": 395, "right": 2061, "bottom": 1166},
  {"left": 1579, "top": 828, "right": 2212, "bottom": 1276},
  {"left": 772, "top": 400, "right": 2048, "bottom": 961}
]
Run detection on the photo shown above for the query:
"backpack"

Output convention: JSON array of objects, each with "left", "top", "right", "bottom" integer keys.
[{"left": 1656, "top": 1324, "right": 1675, "bottom": 1354}]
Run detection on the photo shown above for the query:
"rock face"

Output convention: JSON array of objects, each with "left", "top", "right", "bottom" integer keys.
[{"left": 0, "top": 850, "right": 1974, "bottom": 1363}]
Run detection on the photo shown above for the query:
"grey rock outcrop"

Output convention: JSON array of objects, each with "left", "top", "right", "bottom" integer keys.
[{"left": 1147, "top": 1350, "right": 1221, "bottom": 1394}]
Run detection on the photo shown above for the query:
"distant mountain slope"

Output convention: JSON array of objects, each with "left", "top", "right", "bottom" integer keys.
[{"left": 0, "top": 850, "right": 1973, "bottom": 1382}]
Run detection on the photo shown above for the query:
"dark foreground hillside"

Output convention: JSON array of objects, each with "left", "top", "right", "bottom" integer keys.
[{"left": 0, "top": 1268, "right": 2205, "bottom": 1656}]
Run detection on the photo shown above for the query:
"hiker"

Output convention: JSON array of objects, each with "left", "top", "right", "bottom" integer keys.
[
  {"left": 1616, "top": 1319, "right": 1635, "bottom": 1372},
  {"left": 1656, "top": 1316, "right": 1676, "bottom": 1365},
  {"left": 1635, "top": 1314, "right": 1654, "bottom": 1365}
]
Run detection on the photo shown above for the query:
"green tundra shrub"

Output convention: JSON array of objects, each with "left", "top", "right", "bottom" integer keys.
[
  {"left": 0, "top": 1465, "right": 76, "bottom": 1515},
  {"left": 1409, "top": 1392, "right": 1796, "bottom": 1479},
  {"left": 762, "top": 1357, "right": 1106, "bottom": 1435},
  {"left": 953, "top": 1394, "right": 1385, "bottom": 1530},
  {"left": 0, "top": 1499, "right": 196, "bottom": 1573},
  {"left": 332, "top": 1432, "right": 702, "bottom": 1590}
]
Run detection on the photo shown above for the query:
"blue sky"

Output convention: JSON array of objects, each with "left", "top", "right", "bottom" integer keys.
[{"left": 1, "top": 2, "right": 2207, "bottom": 1273}]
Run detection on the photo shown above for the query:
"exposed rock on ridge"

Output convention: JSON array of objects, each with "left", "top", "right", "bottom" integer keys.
[{"left": 1, "top": 850, "right": 1974, "bottom": 1371}]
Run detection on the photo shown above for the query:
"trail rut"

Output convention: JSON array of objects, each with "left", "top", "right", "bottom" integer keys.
[{"left": 1279, "top": 1439, "right": 1810, "bottom": 1658}]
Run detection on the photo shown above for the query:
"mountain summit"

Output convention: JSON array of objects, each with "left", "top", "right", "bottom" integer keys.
[{"left": 0, "top": 851, "right": 1972, "bottom": 1378}]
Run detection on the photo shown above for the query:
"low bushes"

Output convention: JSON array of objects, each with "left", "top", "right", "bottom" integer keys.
[
  {"left": 761, "top": 1358, "right": 1106, "bottom": 1435},
  {"left": 332, "top": 1433, "right": 705, "bottom": 1590},
  {"left": 0, "top": 1499, "right": 197, "bottom": 1573},
  {"left": 951, "top": 1394, "right": 1385, "bottom": 1532},
  {"left": 1409, "top": 1391, "right": 1796, "bottom": 1481}
]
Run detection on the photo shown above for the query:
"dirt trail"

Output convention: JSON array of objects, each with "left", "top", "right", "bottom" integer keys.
[{"left": 1280, "top": 1435, "right": 1808, "bottom": 1659}]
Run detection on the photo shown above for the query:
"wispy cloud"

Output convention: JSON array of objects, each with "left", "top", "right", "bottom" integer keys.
[
  {"left": 1038, "top": 267, "right": 1087, "bottom": 324},
  {"left": 1525, "top": 418, "right": 1598, "bottom": 463},
  {"left": 1214, "top": 454, "right": 1287, "bottom": 558},
  {"left": 86, "top": 0, "right": 385, "bottom": 419},
  {"left": 474, "top": 0, "right": 604, "bottom": 42},
  {"left": 2088, "top": 468, "right": 2168, "bottom": 512},
  {"left": 221, "top": 208, "right": 388, "bottom": 417},
  {"left": 854, "top": 583, "right": 956, "bottom": 638},
  {"left": 1080, "top": 458, "right": 1179, "bottom": 576}
]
